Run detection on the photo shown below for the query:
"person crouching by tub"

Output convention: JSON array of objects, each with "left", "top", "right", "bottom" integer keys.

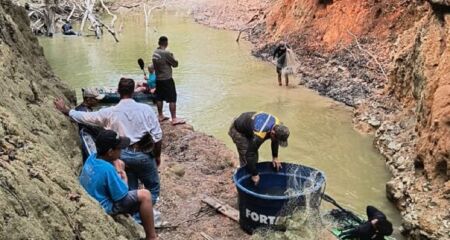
[{"left": 228, "top": 112, "right": 290, "bottom": 185}]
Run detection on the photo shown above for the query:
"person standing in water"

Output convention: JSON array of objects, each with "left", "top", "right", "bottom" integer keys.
[
  {"left": 152, "top": 36, "right": 185, "bottom": 125},
  {"left": 228, "top": 112, "right": 290, "bottom": 185},
  {"left": 273, "top": 41, "right": 290, "bottom": 86}
]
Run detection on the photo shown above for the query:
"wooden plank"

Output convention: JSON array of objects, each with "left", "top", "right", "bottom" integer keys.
[
  {"left": 201, "top": 195, "right": 239, "bottom": 222},
  {"left": 200, "top": 232, "right": 214, "bottom": 240}
]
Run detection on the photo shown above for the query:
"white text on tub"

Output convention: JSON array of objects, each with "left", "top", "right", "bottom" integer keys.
[{"left": 245, "top": 209, "right": 284, "bottom": 225}]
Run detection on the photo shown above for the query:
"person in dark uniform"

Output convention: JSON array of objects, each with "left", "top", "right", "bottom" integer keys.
[
  {"left": 76, "top": 88, "right": 105, "bottom": 162},
  {"left": 228, "top": 112, "right": 290, "bottom": 185},
  {"left": 339, "top": 206, "right": 393, "bottom": 240},
  {"left": 62, "top": 20, "right": 76, "bottom": 35},
  {"left": 273, "top": 41, "right": 290, "bottom": 86}
]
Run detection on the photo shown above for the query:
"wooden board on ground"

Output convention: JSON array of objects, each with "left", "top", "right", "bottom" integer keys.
[
  {"left": 200, "top": 232, "right": 215, "bottom": 240},
  {"left": 202, "top": 195, "right": 239, "bottom": 222}
]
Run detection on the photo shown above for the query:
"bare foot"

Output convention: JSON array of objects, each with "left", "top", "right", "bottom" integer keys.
[
  {"left": 171, "top": 118, "right": 186, "bottom": 126},
  {"left": 158, "top": 116, "right": 169, "bottom": 122}
]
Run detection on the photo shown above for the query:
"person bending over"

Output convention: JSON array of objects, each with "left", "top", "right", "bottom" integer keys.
[
  {"left": 79, "top": 130, "right": 158, "bottom": 240},
  {"left": 228, "top": 112, "right": 290, "bottom": 185},
  {"left": 339, "top": 206, "right": 393, "bottom": 240}
]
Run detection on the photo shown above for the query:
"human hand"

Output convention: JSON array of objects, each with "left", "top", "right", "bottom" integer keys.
[
  {"left": 155, "top": 157, "right": 161, "bottom": 167},
  {"left": 251, "top": 175, "right": 260, "bottom": 185},
  {"left": 53, "top": 97, "right": 70, "bottom": 115},
  {"left": 272, "top": 158, "right": 282, "bottom": 171}
]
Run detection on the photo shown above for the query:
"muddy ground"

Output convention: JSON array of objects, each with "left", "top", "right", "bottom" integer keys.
[{"left": 156, "top": 122, "right": 246, "bottom": 240}]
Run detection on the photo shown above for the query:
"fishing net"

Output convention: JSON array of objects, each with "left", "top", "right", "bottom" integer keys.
[
  {"left": 281, "top": 48, "right": 300, "bottom": 76},
  {"left": 251, "top": 165, "right": 329, "bottom": 240}
]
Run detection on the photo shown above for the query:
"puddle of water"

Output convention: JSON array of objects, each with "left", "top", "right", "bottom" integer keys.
[{"left": 38, "top": 10, "right": 402, "bottom": 238}]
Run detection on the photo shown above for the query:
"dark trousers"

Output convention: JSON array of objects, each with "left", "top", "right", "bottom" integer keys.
[
  {"left": 120, "top": 149, "right": 160, "bottom": 205},
  {"left": 228, "top": 124, "right": 249, "bottom": 167}
]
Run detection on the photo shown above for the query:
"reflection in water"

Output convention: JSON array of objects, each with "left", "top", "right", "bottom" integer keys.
[{"left": 39, "top": 11, "right": 402, "bottom": 237}]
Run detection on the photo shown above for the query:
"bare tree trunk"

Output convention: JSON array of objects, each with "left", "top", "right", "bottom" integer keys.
[
  {"left": 144, "top": 0, "right": 167, "bottom": 27},
  {"left": 67, "top": 3, "right": 76, "bottom": 21},
  {"left": 44, "top": 0, "right": 58, "bottom": 36}
]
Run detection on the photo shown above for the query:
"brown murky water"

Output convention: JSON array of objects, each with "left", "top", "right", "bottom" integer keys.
[{"left": 39, "top": 11, "right": 402, "bottom": 238}]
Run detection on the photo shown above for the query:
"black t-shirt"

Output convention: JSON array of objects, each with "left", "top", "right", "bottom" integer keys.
[
  {"left": 344, "top": 206, "right": 389, "bottom": 240},
  {"left": 273, "top": 45, "right": 288, "bottom": 66},
  {"left": 62, "top": 23, "right": 72, "bottom": 33}
]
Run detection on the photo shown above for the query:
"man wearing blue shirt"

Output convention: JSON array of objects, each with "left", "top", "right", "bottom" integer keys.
[{"left": 79, "top": 130, "right": 158, "bottom": 240}]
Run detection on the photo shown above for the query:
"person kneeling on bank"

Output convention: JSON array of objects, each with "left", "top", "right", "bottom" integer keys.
[
  {"left": 79, "top": 130, "right": 158, "bottom": 240},
  {"left": 339, "top": 206, "right": 393, "bottom": 240}
]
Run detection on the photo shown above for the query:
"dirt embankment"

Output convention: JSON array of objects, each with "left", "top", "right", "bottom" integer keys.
[
  {"left": 0, "top": 0, "right": 147, "bottom": 239},
  {"left": 190, "top": 0, "right": 450, "bottom": 239},
  {"left": 383, "top": 2, "right": 450, "bottom": 237}
]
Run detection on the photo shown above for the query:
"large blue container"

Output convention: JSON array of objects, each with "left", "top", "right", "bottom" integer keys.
[{"left": 233, "top": 162, "right": 326, "bottom": 233}]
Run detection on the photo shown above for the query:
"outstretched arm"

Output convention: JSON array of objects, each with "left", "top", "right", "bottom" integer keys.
[
  {"left": 271, "top": 139, "right": 282, "bottom": 171},
  {"left": 54, "top": 97, "right": 108, "bottom": 127}
]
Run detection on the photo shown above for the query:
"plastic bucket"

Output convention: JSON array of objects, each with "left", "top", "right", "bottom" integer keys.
[{"left": 233, "top": 162, "right": 326, "bottom": 233}]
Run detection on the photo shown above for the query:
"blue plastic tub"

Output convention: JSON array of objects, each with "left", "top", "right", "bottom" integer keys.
[{"left": 233, "top": 162, "right": 326, "bottom": 233}]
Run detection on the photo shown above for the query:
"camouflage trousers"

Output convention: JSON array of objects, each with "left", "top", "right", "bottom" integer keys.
[{"left": 228, "top": 123, "right": 249, "bottom": 167}]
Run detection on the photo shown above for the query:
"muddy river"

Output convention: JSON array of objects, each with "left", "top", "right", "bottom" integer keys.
[{"left": 39, "top": 11, "right": 402, "bottom": 237}]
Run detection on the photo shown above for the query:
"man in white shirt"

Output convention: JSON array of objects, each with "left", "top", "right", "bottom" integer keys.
[{"left": 54, "top": 78, "right": 162, "bottom": 205}]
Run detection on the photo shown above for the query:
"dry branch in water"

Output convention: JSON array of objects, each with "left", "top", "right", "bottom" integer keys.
[
  {"left": 235, "top": 10, "right": 264, "bottom": 42},
  {"left": 144, "top": 0, "right": 167, "bottom": 27},
  {"left": 347, "top": 31, "right": 389, "bottom": 82},
  {"left": 25, "top": 0, "right": 119, "bottom": 42}
]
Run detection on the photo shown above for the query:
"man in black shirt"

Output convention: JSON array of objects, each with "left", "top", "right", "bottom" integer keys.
[
  {"left": 339, "top": 206, "right": 393, "bottom": 240},
  {"left": 228, "top": 112, "right": 290, "bottom": 185},
  {"left": 273, "top": 41, "right": 289, "bottom": 86}
]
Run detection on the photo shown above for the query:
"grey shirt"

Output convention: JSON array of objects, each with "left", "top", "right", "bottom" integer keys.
[{"left": 152, "top": 48, "right": 178, "bottom": 81}]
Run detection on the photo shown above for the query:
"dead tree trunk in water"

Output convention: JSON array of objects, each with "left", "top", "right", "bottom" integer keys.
[
  {"left": 44, "top": 0, "right": 58, "bottom": 36},
  {"left": 143, "top": 0, "right": 167, "bottom": 27},
  {"left": 25, "top": 0, "right": 119, "bottom": 42}
]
